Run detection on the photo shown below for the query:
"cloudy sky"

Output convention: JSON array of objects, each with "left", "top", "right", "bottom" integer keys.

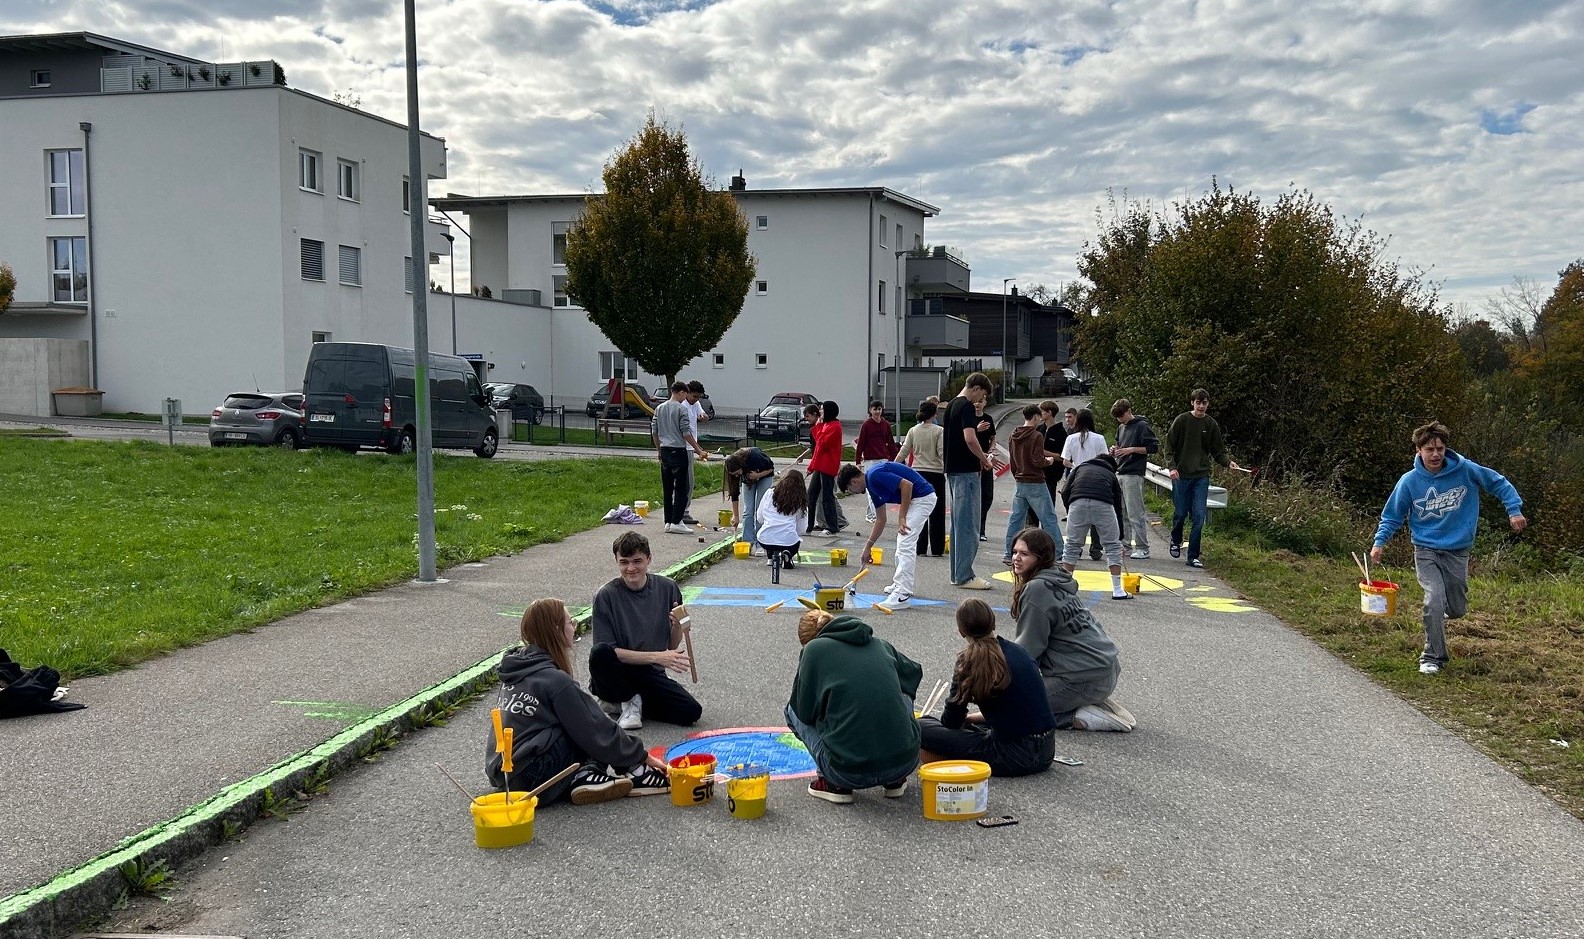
[{"left": 10, "top": 0, "right": 1582, "bottom": 311}]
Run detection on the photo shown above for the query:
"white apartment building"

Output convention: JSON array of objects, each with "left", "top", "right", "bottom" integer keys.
[
  {"left": 433, "top": 179, "right": 971, "bottom": 414},
  {"left": 0, "top": 32, "right": 450, "bottom": 415}
]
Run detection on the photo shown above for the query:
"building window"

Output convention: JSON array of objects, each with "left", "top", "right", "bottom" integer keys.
[
  {"left": 31, "top": 70, "right": 51, "bottom": 88},
  {"left": 49, "top": 236, "right": 88, "bottom": 302},
  {"left": 755, "top": 353, "right": 768, "bottom": 369},
  {"left": 553, "top": 274, "right": 570, "bottom": 307},
  {"left": 552, "top": 221, "right": 570, "bottom": 265},
  {"left": 337, "top": 160, "right": 360, "bottom": 201},
  {"left": 312, "top": 331, "right": 332, "bottom": 343},
  {"left": 404, "top": 257, "right": 415, "bottom": 294},
  {"left": 878, "top": 280, "right": 886, "bottom": 314},
  {"left": 756, "top": 280, "right": 768, "bottom": 295},
  {"left": 712, "top": 353, "right": 725, "bottom": 368},
  {"left": 299, "top": 149, "right": 322, "bottom": 193},
  {"left": 879, "top": 214, "right": 888, "bottom": 247},
  {"left": 338, "top": 245, "right": 361, "bottom": 286},
  {"left": 401, "top": 177, "right": 411, "bottom": 214},
  {"left": 47, "top": 149, "right": 85, "bottom": 216},
  {"left": 300, "top": 239, "right": 325, "bottom": 281},
  {"left": 756, "top": 215, "right": 768, "bottom": 230},
  {"left": 896, "top": 223, "right": 903, "bottom": 250},
  {"left": 600, "top": 352, "right": 637, "bottom": 381}
]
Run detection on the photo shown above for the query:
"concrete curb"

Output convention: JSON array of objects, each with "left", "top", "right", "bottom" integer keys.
[{"left": 0, "top": 537, "right": 735, "bottom": 939}]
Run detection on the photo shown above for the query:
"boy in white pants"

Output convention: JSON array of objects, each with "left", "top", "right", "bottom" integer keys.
[{"left": 838, "top": 461, "right": 937, "bottom": 612}]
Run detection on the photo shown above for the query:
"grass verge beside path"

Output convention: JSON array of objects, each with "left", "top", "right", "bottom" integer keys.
[
  {"left": 1169, "top": 489, "right": 1584, "bottom": 820},
  {"left": 0, "top": 437, "right": 721, "bottom": 680}
]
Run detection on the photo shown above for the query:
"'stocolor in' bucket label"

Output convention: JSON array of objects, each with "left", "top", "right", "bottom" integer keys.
[
  {"left": 1362, "top": 592, "right": 1388, "bottom": 615},
  {"left": 934, "top": 781, "right": 988, "bottom": 815}
]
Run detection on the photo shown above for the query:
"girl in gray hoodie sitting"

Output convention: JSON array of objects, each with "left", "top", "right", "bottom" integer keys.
[
  {"left": 487, "top": 598, "right": 671, "bottom": 804},
  {"left": 1008, "top": 528, "right": 1138, "bottom": 733}
]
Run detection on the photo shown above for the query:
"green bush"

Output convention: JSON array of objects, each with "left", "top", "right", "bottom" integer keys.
[{"left": 1216, "top": 474, "right": 1374, "bottom": 556}]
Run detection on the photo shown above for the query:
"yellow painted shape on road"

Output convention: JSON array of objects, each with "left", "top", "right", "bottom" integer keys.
[
  {"left": 1185, "top": 596, "right": 1259, "bottom": 613},
  {"left": 993, "top": 569, "right": 1184, "bottom": 593}
]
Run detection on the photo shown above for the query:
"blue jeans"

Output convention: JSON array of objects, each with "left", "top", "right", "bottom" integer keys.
[
  {"left": 1003, "top": 480, "right": 1062, "bottom": 560},
  {"left": 784, "top": 703, "right": 917, "bottom": 790},
  {"left": 739, "top": 475, "right": 774, "bottom": 548},
  {"left": 1169, "top": 474, "right": 1209, "bottom": 561},
  {"left": 948, "top": 471, "right": 981, "bottom": 584}
]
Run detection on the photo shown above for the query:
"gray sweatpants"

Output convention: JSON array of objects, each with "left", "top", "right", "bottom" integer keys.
[
  {"left": 1119, "top": 473, "right": 1150, "bottom": 551},
  {"left": 1414, "top": 546, "right": 1469, "bottom": 667},
  {"left": 1043, "top": 659, "right": 1120, "bottom": 727},
  {"left": 1062, "top": 499, "right": 1123, "bottom": 568}
]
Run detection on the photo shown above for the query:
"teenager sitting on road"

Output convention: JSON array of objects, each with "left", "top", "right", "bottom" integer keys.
[
  {"left": 487, "top": 597, "right": 671, "bottom": 803},
  {"left": 917, "top": 598, "right": 1058, "bottom": 777}
]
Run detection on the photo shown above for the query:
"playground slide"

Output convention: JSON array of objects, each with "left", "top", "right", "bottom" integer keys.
[{"left": 622, "top": 385, "right": 655, "bottom": 417}]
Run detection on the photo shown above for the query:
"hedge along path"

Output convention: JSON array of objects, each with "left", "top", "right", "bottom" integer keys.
[{"left": 0, "top": 537, "right": 735, "bottom": 939}]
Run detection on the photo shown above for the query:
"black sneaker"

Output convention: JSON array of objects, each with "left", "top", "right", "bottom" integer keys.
[
  {"left": 681, "top": 516, "right": 699, "bottom": 526},
  {"left": 882, "top": 778, "right": 908, "bottom": 798},
  {"left": 626, "top": 766, "right": 671, "bottom": 797},
  {"left": 806, "top": 775, "right": 854, "bottom": 804},
  {"left": 569, "top": 764, "right": 633, "bottom": 804}
]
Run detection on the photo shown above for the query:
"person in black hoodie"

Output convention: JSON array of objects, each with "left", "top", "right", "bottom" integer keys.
[
  {"left": 1109, "top": 399, "right": 1160, "bottom": 559},
  {"left": 487, "top": 598, "right": 671, "bottom": 804},
  {"left": 1059, "top": 452, "right": 1131, "bottom": 599},
  {"left": 917, "top": 599, "right": 1058, "bottom": 776}
]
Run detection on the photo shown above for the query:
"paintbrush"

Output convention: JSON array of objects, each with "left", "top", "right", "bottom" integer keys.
[
  {"left": 1350, "top": 551, "right": 1370, "bottom": 584},
  {"left": 525, "top": 762, "right": 582, "bottom": 800},
  {"left": 436, "top": 762, "right": 479, "bottom": 803}
]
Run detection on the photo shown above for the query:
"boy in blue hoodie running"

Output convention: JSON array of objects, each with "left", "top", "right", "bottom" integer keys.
[{"left": 1371, "top": 422, "right": 1526, "bottom": 675}]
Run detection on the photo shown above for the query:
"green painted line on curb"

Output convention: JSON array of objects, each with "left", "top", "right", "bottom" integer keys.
[{"left": 0, "top": 534, "right": 735, "bottom": 936}]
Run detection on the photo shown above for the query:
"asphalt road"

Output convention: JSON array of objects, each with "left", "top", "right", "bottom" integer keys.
[{"left": 77, "top": 479, "right": 1584, "bottom": 939}]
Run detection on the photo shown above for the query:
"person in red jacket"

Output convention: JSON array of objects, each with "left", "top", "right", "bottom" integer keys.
[
  {"left": 796, "top": 400, "right": 845, "bottom": 535},
  {"left": 854, "top": 400, "right": 898, "bottom": 465}
]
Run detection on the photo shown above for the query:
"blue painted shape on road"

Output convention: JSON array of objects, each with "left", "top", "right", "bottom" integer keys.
[{"left": 683, "top": 585, "right": 949, "bottom": 609}]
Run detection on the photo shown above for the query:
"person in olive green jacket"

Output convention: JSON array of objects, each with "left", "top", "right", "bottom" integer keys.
[
  {"left": 1164, "top": 388, "right": 1242, "bottom": 568},
  {"left": 785, "top": 610, "right": 923, "bottom": 804}
]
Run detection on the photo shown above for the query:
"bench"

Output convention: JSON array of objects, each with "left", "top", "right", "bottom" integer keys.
[
  {"left": 1143, "top": 462, "right": 1228, "bottom": 511},
  {"left": 595, "top": 417, "right": 653, "bottom": 444},
  {"left": 699, "top": 432, "right": 747, "bottom": 451}
]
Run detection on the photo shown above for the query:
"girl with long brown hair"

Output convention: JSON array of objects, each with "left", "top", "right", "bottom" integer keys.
[
  {"left": 916, "top": 599, "right": 1058, "bottom": 776},
  {"left": 756, "top": 469, "right": 810, "bottom": 569},
  {"left": 486, "top": 598, "right": 671, "bottom": 804}
]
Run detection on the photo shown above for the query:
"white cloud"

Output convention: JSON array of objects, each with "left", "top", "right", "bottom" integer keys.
[{"left": 8, "top": 0, "right": 1582, "bottom": 308}]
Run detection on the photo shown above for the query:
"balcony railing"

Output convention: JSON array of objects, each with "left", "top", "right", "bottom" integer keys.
[{"left": 101, "top": 60, "right": 284, "bottom": 94}]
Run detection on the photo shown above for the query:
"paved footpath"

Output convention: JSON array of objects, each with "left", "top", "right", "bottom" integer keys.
[{"left": 6, "top": 411, "right": 1584, "bottom": 938}]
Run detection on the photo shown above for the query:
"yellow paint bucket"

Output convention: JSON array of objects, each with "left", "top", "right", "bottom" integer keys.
[
  {"left": 815, "top": 587, "right": 846, "bottom": 612},
  {"left": 1122, "top": 573, "right": 1141, "bottom": 595},
  {"left": 830, "top": 548, "right": 848, "bottom": 566},
  {"left": 733, "top": 540, "right": 751, "bottom": 559},
  {"left": 470, "top": 791, "right": 537, "bottom": 849},
  {"left": 869, "top": 546, "right": 884, "bottom": 564},
  {"left": 1360, "top": 580, "right": 1398, "bottom": 617},
  {"left": 944, "top": 534, "right": 950, "bottom": 551},
  {"left": 633, "top": 500, "right": 649, "bottom": 518},
  {"left": 919, "top": 760, "right": 991, "bottom": 821},
  {"left": 668, "top": 753, "right": 717, "bottom": 807},
  {"left": 718, "top": 508, "right": 734, "bottom": 527},
  {"left": 725, "top": 762, "right": 769, "bottom": 820}
]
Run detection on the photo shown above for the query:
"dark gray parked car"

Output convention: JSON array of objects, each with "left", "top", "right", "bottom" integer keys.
[
  {"left": 485, "top": 382, "right": 544, "bottom": 423},
  {"left": 209, "top": 392, "right": 305, "bottom": 448}
]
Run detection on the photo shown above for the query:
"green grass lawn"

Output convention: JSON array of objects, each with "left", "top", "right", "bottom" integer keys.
[
  {"left": 1140, "top": 487, "right": 1584, "bottom": 819},
  {"left": 0, "top": 437, "right": 720, "bottom": 679}
]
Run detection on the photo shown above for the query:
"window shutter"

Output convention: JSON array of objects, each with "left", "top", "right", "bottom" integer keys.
[
  {"left": 338, "top": 245, "right": 361, "bottom": 285},
  {"left": 301, "top": 239, "right": 324, "bottom": 280}
]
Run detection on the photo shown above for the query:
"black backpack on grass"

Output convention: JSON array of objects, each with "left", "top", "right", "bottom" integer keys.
[{"left": 0, "top": 649, "right": 86, "bottom": 718}]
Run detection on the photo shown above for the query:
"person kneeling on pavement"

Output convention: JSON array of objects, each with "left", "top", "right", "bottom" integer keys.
[
  {"left": 1009, "top": 527, "right": 1137, "bottom": 732},
  {"left": 917, "top": 599, "right": 1058, "bottom": 776},
  {"left": 785, "top": 610, "right": 922, "bottom": 804},
  {"left": 487, "top": 598, "right": 671, "bottom": 804}
]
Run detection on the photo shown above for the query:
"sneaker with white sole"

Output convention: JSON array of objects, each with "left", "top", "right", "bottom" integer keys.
[
  {"left": 954, "top": 577, "right": 993, "bottom": 590},
  {"left": 664, "top": 523, "right": 694, "bottom": 535},
  {"left": 617, "top": 694, "right": 643, "bottom": 730},
  {"left": 882, "top": 778, "right": 908, "bottom": 798},
  {"left": 807, "top": 775, "right": 854, "bottom": 804},
  {"left": 1419, "top": 662, "right": 1442, "bottom": 675},
  {"left": 1073, "top": 704, "right": 1133, "bottom": 733},
  {"left": 590, "top": 682, "right": 621, "bottom": 717},
  {"left": 1097, "top": 697, "right": 1138, "bottom": 730},
  {"left": 1129, "top": 549, "right": 1150, "bottom": 560},
  {"left": 569, "top": 764, "right": 633, "bottom": 804},
  {"left": 877, "top": 592, "right": 912, "bottom": 611},
  {"left": 626, "top": 765, "right": 671, "bottom": 796}
]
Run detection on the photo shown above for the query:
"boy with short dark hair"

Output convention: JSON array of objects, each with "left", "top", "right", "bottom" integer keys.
[
  {"left": 1002, "top": 404, "right": 1062, "bottom": 564},
  {"left": 1371, "top": 422, "right": 1525, "bottom": 675},
  {"left": 854, "top": 399, "right": 898, "bottom": 465},
  {"left": 588, "top": 532, "right": 702, "bottom": 729}
]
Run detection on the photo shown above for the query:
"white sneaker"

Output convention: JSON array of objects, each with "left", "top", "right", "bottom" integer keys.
[
  {"left": 877, "top": 592, "right": 912, "bottom": 611},
  {"left": 664, "top": 523, "right": 693, "bottom": 535},
  {"left": 1419, "top": 662, "right": 1442, "bottom": 675},
  {"left": 954, "top": 577, "right": 992, "bottom": 590},
  {"left": 1128, "top": 548, "right": 1150, "bottom": 560},
  {"left": 591, "top": 682, "right": 621, "bottom": 716},
  {"left": 1097, "top": 697, "right": 1138, "bottom": 730},
  {"left": 1073, "top": 704, "right": 1132, "bottom": 733},
  {"left": 617, "top": 694, "right": 643, "bottom": 730}
]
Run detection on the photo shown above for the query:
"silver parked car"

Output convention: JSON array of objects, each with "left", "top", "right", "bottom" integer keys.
[{"left": 209, "top": 392, "right": 305, "bottom": 448}]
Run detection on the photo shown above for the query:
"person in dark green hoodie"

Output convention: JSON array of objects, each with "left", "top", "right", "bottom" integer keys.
[
  {"left": 785, "top": 610, "right": 923, "bottom": 804},
  {"left": 487, "top": 598, "right": 671, "bottom": 805}
]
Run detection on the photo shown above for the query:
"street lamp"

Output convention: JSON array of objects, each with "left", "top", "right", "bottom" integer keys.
[
  {"left": 894, "top": 248, "right": 910, "bottom": 432},
  {"left": 1001, "top": 277, "right": 1015, "bottom": 403},
  {"left": 441, "top": 231, "right": 457, "bottom": 354}
]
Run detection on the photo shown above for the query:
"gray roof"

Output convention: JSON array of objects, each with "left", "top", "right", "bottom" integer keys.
[
  {"left": 433, "top": 186, "right": 940, "bottom": 217},
  {"left": 0, "top": 31, "right": 209, "bottom": 65}
]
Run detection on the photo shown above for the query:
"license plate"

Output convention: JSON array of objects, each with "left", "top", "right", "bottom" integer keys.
[
  {"left": 225, "top": 432, "right": 248, "bottom": 440},
  {"left": 310, "top": 413, "right": 335, "bottom": 422}
]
